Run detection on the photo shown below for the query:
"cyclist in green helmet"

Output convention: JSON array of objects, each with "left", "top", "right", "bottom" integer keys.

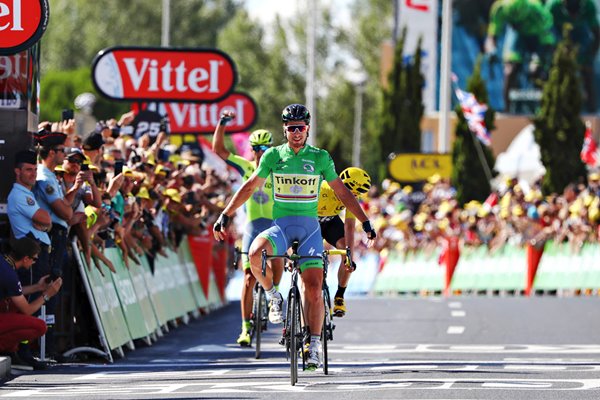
[
  {"left": 212, "top": 110, "right": 283, "bottom": 347},
  {"left": 213, "top": 104, "right": 376, "bottom": 371}
]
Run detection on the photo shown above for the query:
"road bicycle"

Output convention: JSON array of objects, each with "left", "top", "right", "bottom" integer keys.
[
  {"left": 233, "top": 247, "right": 268, "bottom": 359},
  {"left": 320, "top": 246, "right": 352, "bottom": 375},
  {"left": 261, "top": 241, "right": 352, "bottom": 384}
]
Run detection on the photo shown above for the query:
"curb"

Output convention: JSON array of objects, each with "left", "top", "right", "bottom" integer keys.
[{"left": 0, "top": 356, "right": 10, "bottom": 380}]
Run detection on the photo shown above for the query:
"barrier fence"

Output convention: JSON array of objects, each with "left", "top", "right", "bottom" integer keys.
[
  {"left": 372, "top": 240, "right": 600, "bottom": 296},
  {"left": 72, "top": 234, "right": 227, "bottom": 362}
]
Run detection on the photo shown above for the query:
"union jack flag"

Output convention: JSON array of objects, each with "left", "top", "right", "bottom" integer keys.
[{"left": 454, "top": 87, "right": 491, "bottom": 146}]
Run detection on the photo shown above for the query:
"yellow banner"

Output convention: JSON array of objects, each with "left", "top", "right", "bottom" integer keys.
[{"left": 388, "top": 153, "right": 452, "bottom": 182}]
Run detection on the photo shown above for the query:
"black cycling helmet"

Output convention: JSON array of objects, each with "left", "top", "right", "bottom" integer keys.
[{"left": 282, "top": 104, "right": 311, "bottom": 124}]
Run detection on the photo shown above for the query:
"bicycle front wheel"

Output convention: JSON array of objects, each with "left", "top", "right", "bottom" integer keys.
[
  {"left": 255, "top": 286, "right": 265, "bottom": 359},
  {"left": 290, "top": 287, "right": 300, "bottom": 385},
  {"left": 322, "top": 289, "right": 331, "bottom": 375}
]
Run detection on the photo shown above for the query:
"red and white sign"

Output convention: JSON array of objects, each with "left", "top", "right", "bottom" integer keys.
[
  {"left": 0, "top": 50, "right": 30, "bottom": 108},
  {"left": 92, "top": 47, "right": 237, "bottom": 103},
  {"left": 0, "top": 0, "right": 49, "bottom": 55},
  {"left": 139, "top": 92, "right": 258, "bottom": 134}
]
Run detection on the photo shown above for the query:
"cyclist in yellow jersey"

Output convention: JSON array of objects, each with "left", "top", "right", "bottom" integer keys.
[
  {"left": 212, "top": 110, "right": 282, "bottom": 347},
  {"left": 318, "top": 167, "right": 371, "bottom": 317}
]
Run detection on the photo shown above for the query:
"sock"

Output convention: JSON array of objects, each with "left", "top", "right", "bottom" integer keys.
[
  {"left": 335, "top": 286, "right": 346, "bottom": 299},
  {"left": 265, "top": 285, "right": 277, "bottom": 299},
  {"left": 242, "top": 320, "right": 251, "bottom": 332},
  {"left": 310, "top": 335, "right": 320, "bottom": 346}
]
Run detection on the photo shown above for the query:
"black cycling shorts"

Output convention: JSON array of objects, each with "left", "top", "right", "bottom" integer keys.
[{"left": 319, "top": 215, "right": 345, "bottom": 247}]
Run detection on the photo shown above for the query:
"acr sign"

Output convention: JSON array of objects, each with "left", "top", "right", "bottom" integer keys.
[
  {"left": 92, "top": 47, "right": 237, "bottom": 103},
  {"left": 166, "top": 92, "right": 257, "bottom": 134},
  {"left": 0, "top": 0, "right": 49, "bottom": 55},
  {"left": 388, "top": 153, "right": 452, "bottom": 182}
]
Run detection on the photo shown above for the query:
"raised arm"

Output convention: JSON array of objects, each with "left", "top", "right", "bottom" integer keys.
[{"left": 211, "top": 110, "right": 235, "bottom": 160}]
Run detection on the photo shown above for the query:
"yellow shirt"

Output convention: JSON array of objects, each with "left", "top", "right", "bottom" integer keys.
[{"left": 317, "top": 181, "right": 356, "bottom": 221}]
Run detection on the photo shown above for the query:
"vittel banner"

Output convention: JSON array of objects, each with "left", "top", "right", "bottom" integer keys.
[
  {"left": 0, "top": 0, "right": 49, "bottom": 55},
  {"left": 143, "top": 92, "right": 258, "bottom": 134},
  {"left": 92, "top": 47, "right": 237, "bottom": 103}
]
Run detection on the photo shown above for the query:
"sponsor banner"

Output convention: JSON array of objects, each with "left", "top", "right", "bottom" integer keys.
[
  {"left": 388, "top": 153, "right": 452, "bottom": 182},
  {"left": 398, "top": 0, "right": 438, "bottom": 113},
  {"left": 0, "top": 50, "right": 30, "bottom": 108},
  {"left": 138, "top": 92, "right": 257, "bottom": 134},
  {"left": 92, "top": 47, "right": 237, "bottom": 102},
  {"left": 0, "top": 0, "right": 49, "bottom": 55}
]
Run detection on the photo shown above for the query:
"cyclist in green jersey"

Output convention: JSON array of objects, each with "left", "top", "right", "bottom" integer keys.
[
  {"left": 212, "top": 110, "right": 283, "bottom": 347},
  {"left": 213, "top": 104, "right": 376, "bottom": 370}
]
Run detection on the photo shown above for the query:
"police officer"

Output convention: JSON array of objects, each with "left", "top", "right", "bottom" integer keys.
[
  {"left": 32, "top": 130, "right": 73, "bottom": 357},
  {"left": 7, "top": 150, "right": 52, "bottom": 247}
]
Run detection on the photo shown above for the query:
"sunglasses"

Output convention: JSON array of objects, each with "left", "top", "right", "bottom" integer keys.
[
  {"left": 284, "top": 125, "right": 308, "bottom": 134},
  {"left": 252, "top": 145, "right": 270, "bottom": 152}
]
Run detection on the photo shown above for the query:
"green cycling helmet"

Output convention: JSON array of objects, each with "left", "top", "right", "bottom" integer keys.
[{"left": 249, "top": 129, "right": 273, "bottom": 146}]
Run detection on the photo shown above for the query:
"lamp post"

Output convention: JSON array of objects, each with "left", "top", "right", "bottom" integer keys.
[{"left": 162, "top": 0, "right": 171, "bottom": 46}]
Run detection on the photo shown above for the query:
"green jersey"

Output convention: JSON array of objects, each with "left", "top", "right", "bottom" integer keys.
[
  {"left": 255, "top": 143, "right": 338, "bottom": 219},
  {"left": 488, "top": 0, "right": 555, "bottom": 45},
  {"left": 226, "top": 153, "right": 274, "bottom": 221}
]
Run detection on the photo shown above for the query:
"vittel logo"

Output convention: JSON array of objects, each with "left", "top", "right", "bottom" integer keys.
[
  {"left": 92, "top": 47, "right": 238, "bottom": 102},
  {"left": 0, "top": 0, "right": 49, "bottom": 55},
  {"left": 0, "top": 0, "right": 24, "bottom": 31},
  {"left": 122, "top": 58, "right": 222, "bottom": 94}
]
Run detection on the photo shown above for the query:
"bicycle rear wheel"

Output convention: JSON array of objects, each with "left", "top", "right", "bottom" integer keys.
[
  {"left": 290, "top": 287, "right": 299, "bottom": 385},
  {"left": 254, "top": 286, "right": 265, "bottom": 359}
]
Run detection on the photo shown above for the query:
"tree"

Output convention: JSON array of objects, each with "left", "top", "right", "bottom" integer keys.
[
  {"left": 379, "top": 28, "right": 424, "bottom": 160},
  {"left": 217, "top": 11, "right": 304, "bottom": 142},
  {"left": 451, "top": 56, "right": 496, "bottom": 205},
  {"left": 533, "top": 26, "right": 587, "bottom": 194}
]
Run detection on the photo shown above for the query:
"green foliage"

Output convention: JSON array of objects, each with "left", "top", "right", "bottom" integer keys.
[
  {"left": 451, "top": 56, "right": 496, "bottom": 205},
  {"left": 379, "top": 27, "right": 424, "bottom": 162},
  {"left": 533, "top": 27, "right": 587, "bottom": 194},
  {"left": 217, "top": 12, "right": 304, "bottom": 145}
]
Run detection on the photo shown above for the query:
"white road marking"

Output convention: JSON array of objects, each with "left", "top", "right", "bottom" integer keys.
[
  {"left": 447, "top": 326, "right": 465, "bottom": 334},
  {"left": 448, "top": 302, "right": 462, "bottom": 308},
  {"left": 451, "top": 310, "right": 466, "bottom": 317}
]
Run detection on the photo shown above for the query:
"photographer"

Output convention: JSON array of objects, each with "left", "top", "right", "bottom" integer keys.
[{"left": 0, "top": 236, "right": 62, "bottom": 370}]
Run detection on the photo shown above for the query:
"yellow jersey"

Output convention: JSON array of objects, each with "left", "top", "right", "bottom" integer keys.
[{"left": 317, "top": 181, "right": 356, "bottom": 222}]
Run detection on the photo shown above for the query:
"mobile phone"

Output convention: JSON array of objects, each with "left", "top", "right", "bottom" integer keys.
[
  {"left": 81, "top": 163, "right": 89, "bottom": 171},
  {"left": 61, "top": 109, "right": 74, "bottom": 121},
  {"left": 114, "top": 160, "right": 124, "bottom": 175}
]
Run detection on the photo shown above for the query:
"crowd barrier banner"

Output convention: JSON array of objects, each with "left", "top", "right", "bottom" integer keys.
[
  {"left": 78, "top": 252, "right": 133, "bottom": 351},
  {"left": 74, "top": 234, "right": 227, "bottom": 360},
  {"left": 373, "top": 241, "right": 600, "bottom": 295},
  {"left": 105, "top": 249, "right": 159, "bottom": 340},
  {"left": 187, "top": 235, "right": 213, "bottom": 300},
  {"left": 138, "top": 255, "right": 170, "bottom": 327},
  {"left": 178, "top": 239, "right": 209, "bottom": 308}
]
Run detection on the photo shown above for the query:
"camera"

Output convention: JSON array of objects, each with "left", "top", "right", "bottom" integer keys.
[
  {"left": 61, "top": 109, "right": 74, "bottom": 121},
  {"left": 81, "top": 163, "right": 89, "bottom": 171}
]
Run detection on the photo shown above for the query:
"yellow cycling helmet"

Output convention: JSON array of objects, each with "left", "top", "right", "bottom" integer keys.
[
  {"left": 339, "top": 167, "right": 371, "bottom": 195},
  {"left": 249, "top": 129, "right": 273, "bottom": 146}
]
